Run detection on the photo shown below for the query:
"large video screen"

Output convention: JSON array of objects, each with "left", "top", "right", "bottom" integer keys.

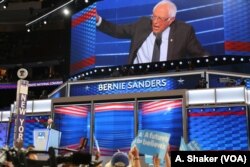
[
  {"left": 70, "top": 0, "right": 250, "bottom": 75},
  {"left": 94, "top": 102, "right": 135, "bottom": 155},
  {"left": 53, "top": 104, "right": 91, "bottom": 149},
  {"left": 188, "top": 105, "right": 249, "bottom": 150},
  {"left": 138, "top": 99, "right": 183, "bottom": 150},
  {"left": 70, "top": 4, "right": 96, "bottom": 75},
  {"left": 7, "top": 115, "right": 50, "bottom": 148}
]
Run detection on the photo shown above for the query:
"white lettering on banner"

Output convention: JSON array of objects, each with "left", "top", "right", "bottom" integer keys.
[
  {"left": 19, "top": 118, "right": 24, "bottom": 126},
  {"left": 21, "top": 94, "right": 27, "bottom": 101},
  {"left": 98, "top": 79, "right": 167, "bottom": 91},
  {"left": 17, "top": 118, "right": 25, "bottom": 140},
  {"left": 28, "top": 81, "right": 63, "bottom": 87},
  {"left": 142, "top": 139, "right": 165, "bottom": 150},
  {"left": 149, "top": 132, "right": 169, "bottom": 142},
  {"left": 18, "top": 133, "right": 23, "bottom": 141},
  {"left": 14, "top": 79, "right": 29, "bottom": 145},
  {"left": 19, "top": 124, "right": 24, "bottom": 132},
  {"left": 98, "top": 82, "right": 126, "bottom": 91},
  {"left": 19, "top": 108, "right": 26, "bottom": 115}
]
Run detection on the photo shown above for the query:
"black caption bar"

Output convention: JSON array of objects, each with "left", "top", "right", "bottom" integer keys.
[{"left": 171, "top": 151, "right": 249, "bottom": 167}]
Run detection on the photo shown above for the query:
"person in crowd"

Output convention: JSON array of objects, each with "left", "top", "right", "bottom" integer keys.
[
  {"left": 129, "top": 146, "right": 141, "bottom": 167},
  {"left": 26, "top": 145, "right": 38, "bottom": 160},
  {"left": 96, "top": 0, "right": 209, "bottom": 64},
  {"left": 129, "top": 145, "right": 171, "bottom": 167},
  {"left": 105, "top": 151, "right": 131, "bottom": 167}
]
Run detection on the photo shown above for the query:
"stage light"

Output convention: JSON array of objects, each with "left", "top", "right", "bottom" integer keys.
[
  {"left": 215, "top": 57, "right": 218, "bottom": 61},
  {"left": 147, "top": 65, "right": 150, "bottom": 68},
  {"left": 27, "top": 28, "right": 31, "bottom": 32},
  {"left": 94, "top": 69, "right": 97, "bottom": 73},
  {"left": 170, "top": 62, "right": 174, "bottom": 66},
  {"left": 43, "top": 20, "right": 47, "bottom": 25},
  {"left": 101, "top": 69, "right": 104, "bottom": 72},
  {"left": 108, "top": 68, "right": 112, "bottom": 72},
  {"left": 116, "top": 67, "right": 119, "bottom": 71},
  {"left": 223, "top": 57, "right": 226, "bottom": 61},
  {"left": 205, "top": 59, "right": 209, "bottom": 63},
  {"left": 162, "top": 63, "right": 166, "bottom": 67},
  {"left": 2, "top": 1, "right": 7, "bottom": 9},
  {"left": 131, "top": 66, "right": 134, "bottom": 69},
  {"left": 240, "top": 58, "right": 244, "bottom": 62},
  {"left": 63, "top": 8, "right": 70, "bottom": 16},
  {"left": 139, "top": 65, "right": 142, "bottom": 69},
  {"left": 81, "top": 74, "right": 85, "bottom": 77},
  {"left": 85, "top": 0, "right": 89, "bottom": 3},
  {"left": 231, "top": 57, "right": 235, "bottom": 61},
  {"left": 196, "top": 60, "right": 200, "bottom": 63},
  {"left": 155, "top": 64, "right": 158, "bottom": 67},
  {"left": 26, "top": 0, "right": 74, "bottom": 27},
  {"left": 89, "top": 71, "right": 93, "bottom": 74},
  {"left": 179, "top": 61, "right": 183, "bottom": 65}
]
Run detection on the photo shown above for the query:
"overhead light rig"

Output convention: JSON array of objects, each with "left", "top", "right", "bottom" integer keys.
[{"left": 25, "top": 0, "right": 98, "bottom": 32}]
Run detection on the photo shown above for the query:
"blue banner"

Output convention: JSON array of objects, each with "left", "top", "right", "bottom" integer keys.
[
  {"left": 69, "top": 74, "right": 201, "bottom": 96},
  {"left": 134, "top": 130, "right": 170, "bottom": 162}
]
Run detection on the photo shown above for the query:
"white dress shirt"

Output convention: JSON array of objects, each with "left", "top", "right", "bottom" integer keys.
[{"left": 133, "top": 27, "right": 170, "bottom": 64}]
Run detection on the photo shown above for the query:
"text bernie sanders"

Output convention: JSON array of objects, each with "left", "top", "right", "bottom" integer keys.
[{"left": 98, "top": 79, "right": 167, "bottom": 91}]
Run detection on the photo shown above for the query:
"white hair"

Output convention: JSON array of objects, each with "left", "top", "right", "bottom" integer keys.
[{"left": 153, "top": 0, "right": 177, "bottom": 17}]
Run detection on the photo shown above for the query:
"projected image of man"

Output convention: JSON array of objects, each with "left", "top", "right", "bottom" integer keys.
[{"left": 96, "top": 0, "right": 209, "bottom": 64}]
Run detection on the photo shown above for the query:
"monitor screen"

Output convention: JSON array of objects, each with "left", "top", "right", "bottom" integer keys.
[
  {"left": 188, "top": 105, "right": 249, "bottom": 150},
  {"left": 94, "top": 101, "right": 135, "bottom": 155},
  {"left": 138, "top": 98, "right": 183, "bottom": 150},
  {"left": 70, "top": 0, "right": 250, "bottom": 75},
  {"left": 53, "top": 104, "right": 91, "bottom": 150}
]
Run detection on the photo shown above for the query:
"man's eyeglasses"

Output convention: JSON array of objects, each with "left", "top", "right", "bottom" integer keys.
[{"left": 151, "top": 15, "right": 170, "bottom": 22}]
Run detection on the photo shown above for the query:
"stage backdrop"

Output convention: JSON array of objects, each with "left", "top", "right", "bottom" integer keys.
[
  {"left": 53, "top": 104, "right": 91, "bottom": 150},
  {"left": 94, "top": 102, "right": 135, "bottom": 156},
  {"left": 138, "top": 98, "right": 183, "bottom": 150},
  {"left": 188, "top": 105, "right": 249, "bottom": 150},
  {"left": 0, "top": 122, "right": 8, "bottom": 147}
]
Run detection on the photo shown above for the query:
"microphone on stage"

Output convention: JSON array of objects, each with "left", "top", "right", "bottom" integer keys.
[{"left": 35, "top": 117, "right": 40, "bottom": 122}]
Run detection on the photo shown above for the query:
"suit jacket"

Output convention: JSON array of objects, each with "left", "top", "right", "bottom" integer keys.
[{"left": 98, "top": 17, "right": 208, "bottom": 64}]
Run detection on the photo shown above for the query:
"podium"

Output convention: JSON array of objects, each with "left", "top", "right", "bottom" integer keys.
[{"left": 33, "top": 129, "right": 61, "bottom": 151}]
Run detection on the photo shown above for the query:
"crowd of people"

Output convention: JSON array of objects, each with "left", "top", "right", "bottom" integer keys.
[{"left": 1, "top": 145, "right": 171, "bottom": 167}]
